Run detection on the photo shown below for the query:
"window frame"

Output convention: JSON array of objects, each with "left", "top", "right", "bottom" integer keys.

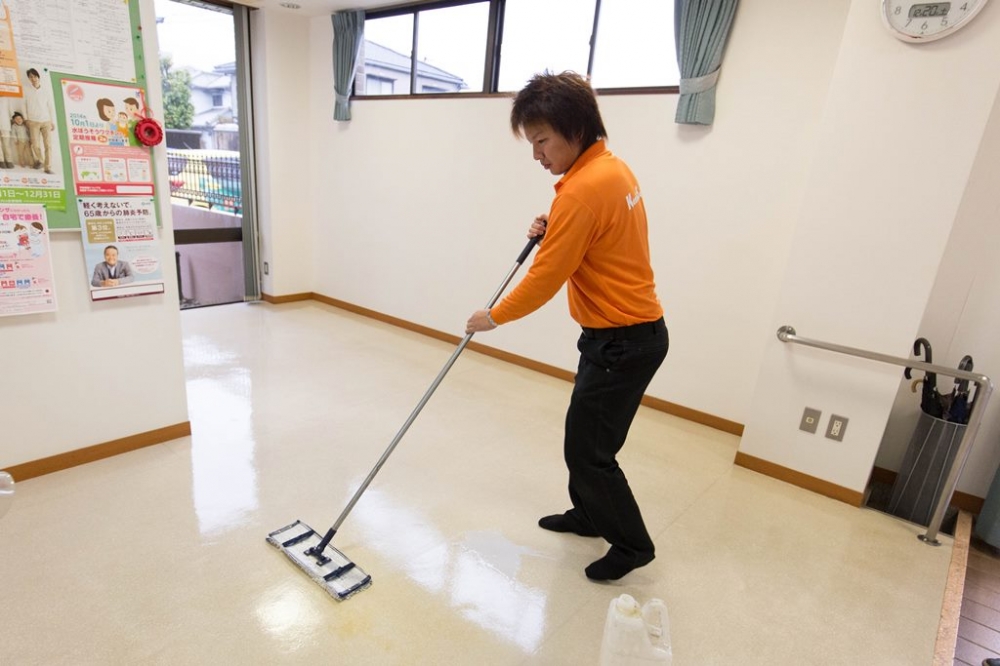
[{"left": 353, "top": 0, "right": 678, "bottom": 99}]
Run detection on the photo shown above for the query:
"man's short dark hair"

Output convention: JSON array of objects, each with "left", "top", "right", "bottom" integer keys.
[
  {"left": 26, "top": 68, "right": 39, "bottom": 78},
  {"left": 510, "top": 71, "right": 607, "bottom": 147}
]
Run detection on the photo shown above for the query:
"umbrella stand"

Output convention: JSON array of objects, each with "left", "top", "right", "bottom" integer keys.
[{"left": 777, "top": 326, "right": 994, "bottom": 546}]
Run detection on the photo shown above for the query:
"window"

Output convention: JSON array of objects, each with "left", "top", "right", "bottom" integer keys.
[
  {"left": 357, "top": 14, "right": 413, "bottom": 97},
  {"left": 358, "top": 2, "right": 488, "bottom": 96},
  {"left": 212, "top": 91, "right": 224, "bottom": 107},
  {"left": 356, "top": 0, "right": 677, "bottom": 97},
  {"left": 497, "top": 0, "right": 593, "bottom": 93},
  {"left": 589, "top": 1, "right": 679, "bottom": 89},
  {"left": 415, "top": 2, "right": 488, "bottom": 94}
]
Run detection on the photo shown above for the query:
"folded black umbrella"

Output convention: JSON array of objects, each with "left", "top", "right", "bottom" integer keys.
[
  {"left": 946, "top": 355, "right": 974, "bottom": 424},
  {"left": 905, "top": 338, "right": 944, "bottom": 417}
]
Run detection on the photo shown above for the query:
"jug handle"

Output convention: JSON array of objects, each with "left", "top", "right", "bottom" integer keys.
[{"left": 642, "top": 599, "right": 670, "bottom": 642}]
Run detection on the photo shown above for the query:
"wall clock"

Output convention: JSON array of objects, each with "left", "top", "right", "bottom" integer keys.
[{"left": 881, "top": 0, "right": 990, "bottom": 42}]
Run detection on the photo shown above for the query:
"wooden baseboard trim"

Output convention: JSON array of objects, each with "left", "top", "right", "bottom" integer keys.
[
  {"left": 4, "top": 422, "right": 192, "bottom": 482},
  {"left": 641, "top": 395, "right": 744, "bottom": 436},
  {"left": 734, "top": 451, "right": 864, "bottom": 506},
  {"left": 307, "top": 292, "right": 744, "bottom": 436},
  {"left": 934, "top": 510, "right": 971, "bottom": 666},
  {"left": 261, "top": 292, "right": 312, "bottom": 304},
  {"left": 310, "top": 293, "right": 459, "bottom": 344},
  {"left": 870, "top": 466, "right": 984, "bottom": 514}
]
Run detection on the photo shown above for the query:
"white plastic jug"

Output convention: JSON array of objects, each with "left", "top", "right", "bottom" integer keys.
[{"left": 598, "top": 593, "right": 672, "bottom": 666}]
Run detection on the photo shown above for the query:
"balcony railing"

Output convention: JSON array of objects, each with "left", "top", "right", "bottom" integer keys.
[{"left": 167, "top": 150, "right": 242, "bottom": 214}]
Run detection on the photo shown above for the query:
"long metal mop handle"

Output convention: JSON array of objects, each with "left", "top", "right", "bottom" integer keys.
[{"left": 311, "top": 236, "right": 541, "bottom": 553}]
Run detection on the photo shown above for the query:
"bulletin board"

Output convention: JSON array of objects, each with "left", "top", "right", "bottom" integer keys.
[{"left": 0, "top": 0, "right": 160, "bottom": 230}]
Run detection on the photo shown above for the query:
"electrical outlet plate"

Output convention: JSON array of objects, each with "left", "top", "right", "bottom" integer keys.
[
  {"left": 826, "top": 414, "right": 848, "bottom": 441},
  {"left": 799, "top": 407, "right": 821, "bottom": 434}
]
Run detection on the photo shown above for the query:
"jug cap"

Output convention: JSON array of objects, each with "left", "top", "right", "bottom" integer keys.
[{"left": 614, "top": 594, "right": 641, "bottom": 617}]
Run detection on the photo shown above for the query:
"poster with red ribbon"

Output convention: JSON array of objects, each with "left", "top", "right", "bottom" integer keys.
[{"left": 61, "top": 78, "right": 155, "bottom": 197}]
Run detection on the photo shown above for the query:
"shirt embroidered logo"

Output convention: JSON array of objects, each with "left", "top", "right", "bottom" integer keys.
[{"left": 626, "top": 188, "right": 642, "bottom": 211}]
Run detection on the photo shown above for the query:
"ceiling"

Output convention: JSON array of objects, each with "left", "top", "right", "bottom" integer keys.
[{"left": 236, "top": 0, "right": 402, "bottom": 18}]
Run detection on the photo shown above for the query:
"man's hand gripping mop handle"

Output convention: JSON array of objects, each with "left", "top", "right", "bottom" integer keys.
[{"left": 306, "top": 234, "right": 543, "bottom": 559}]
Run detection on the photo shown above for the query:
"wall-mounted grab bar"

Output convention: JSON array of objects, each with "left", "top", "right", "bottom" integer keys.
[{"left": 777, "top": 325, "right": 994, "bottom": 546}]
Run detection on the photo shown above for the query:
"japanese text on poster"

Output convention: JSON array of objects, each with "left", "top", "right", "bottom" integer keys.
[
  {"left": 0, "top": 202, "right": 57, "bottom": 316},
  {"left": 4, "top": 0, "right": 136, "bottom": 83},
  {"left": 63, "top": 78, "right": 153, "bottom": 197},
  {"left": 0, "top": 60, "right": 66, "bottom": 209},
  {"left": 79, "top": 196, "right": 163, "bottom": 300}
]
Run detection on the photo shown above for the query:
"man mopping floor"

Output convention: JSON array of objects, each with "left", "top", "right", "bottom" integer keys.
[{"left": 466, "top": 72, "right": 669, "bottom": 582}]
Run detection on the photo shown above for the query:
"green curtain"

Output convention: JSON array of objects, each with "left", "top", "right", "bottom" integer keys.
[
  {"left": 675, "top": 0, "right": 739, "bottom": 125},
  {"left": 332, "top": 10, "right": 365, "bottom": 122}
]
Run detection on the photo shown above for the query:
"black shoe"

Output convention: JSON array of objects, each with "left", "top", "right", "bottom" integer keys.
[
  {"left": 538, "top": 511, "right": 600, "bottom": 537},
  {"left": 983, "top": 659, "right": 1000, "bottom": 666},
  {"left": 585, "top": 546, "right": 655, "bottom": 581}
]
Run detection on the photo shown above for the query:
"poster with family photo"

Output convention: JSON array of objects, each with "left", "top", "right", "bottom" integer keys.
[
  {"left": 0, "top": 65, "right": 67, "bottom": 211},
  {"left": 62, "top": 79, "right": 154, "bottom": 198},
  {"left": 0, "top": 202, "right": 56, "bottom": 317},
  {"left": 78, "top": 196, "right": 164, "bottom": 301}
]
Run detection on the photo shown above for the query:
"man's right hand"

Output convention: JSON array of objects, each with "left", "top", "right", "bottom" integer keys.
[{"left": 529, "top": 214, "right": 547, "bottom": 240}]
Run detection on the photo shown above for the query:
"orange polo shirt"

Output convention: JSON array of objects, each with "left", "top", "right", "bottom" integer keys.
[{"left": 491, "top": 140, "right": 662, "bottom": 329}]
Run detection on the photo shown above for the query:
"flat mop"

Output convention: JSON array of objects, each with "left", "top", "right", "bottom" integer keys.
[{"left": 268, "top": 235, "right": 541, "bottom": 601}]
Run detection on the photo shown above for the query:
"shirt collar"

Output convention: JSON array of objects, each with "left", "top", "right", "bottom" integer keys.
[{"left": 554, "top": 139, "right": 608, "bottom": 193}]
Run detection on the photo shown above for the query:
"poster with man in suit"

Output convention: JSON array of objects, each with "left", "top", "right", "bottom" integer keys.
[{"left": 78, "top": 196, "right": 164, "bottom": 301}]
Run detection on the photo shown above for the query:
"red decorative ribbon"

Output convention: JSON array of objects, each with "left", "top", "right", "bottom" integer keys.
[{"left": 134, "top": 117, "right": 164, "bottom": 147}]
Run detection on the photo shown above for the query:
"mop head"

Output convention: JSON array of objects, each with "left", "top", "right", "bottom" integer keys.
[{"left": 267, "top": 520, "right": 372, "bottom": 601}]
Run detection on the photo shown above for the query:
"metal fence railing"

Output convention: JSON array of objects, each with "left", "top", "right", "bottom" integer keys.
[{"left": 167, "top": 150, "right": 242, "bottom": 214}]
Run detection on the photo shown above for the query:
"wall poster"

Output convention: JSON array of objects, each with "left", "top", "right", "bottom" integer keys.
[
  {"left": 0, "top": 3, "right": 23, "bottom": 97},
  {"left": 0, "top": 0, "right": 150, "bottom": 228},
  {"left": 62, "top": 79, "right": 153, "bottom": 197},
  {"left": 0, "top": 202, "right": 56, "bottom": 316},
  {"left": 4, "top": 0, "right": 137, "bottom": 83},
  {"left": 79, "top": 196, "right": 164, "bottom": 300}
]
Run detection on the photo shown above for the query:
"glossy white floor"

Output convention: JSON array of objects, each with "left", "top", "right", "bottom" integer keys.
[{"left": 1, "top": 302, "right": 955, "bottom": 665}]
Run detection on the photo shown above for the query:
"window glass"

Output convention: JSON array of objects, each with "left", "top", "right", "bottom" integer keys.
[
  {"left": 497, "top": 0, "right": 595, "bottom": 93},
  {"left": 358, "top": 14, "right": 414, "bottom": 95},
  {"left": 358, "top": 0, "right": 677, "bottom": 97},
  {"left": 590, "top": 1, "right": 679, "bottom": 88},
  {"left": 366, "top": 75, "right": 395, "bottom": 95},
  {"left": 415, "top": 3, "right": 489, "bottom": 94}
]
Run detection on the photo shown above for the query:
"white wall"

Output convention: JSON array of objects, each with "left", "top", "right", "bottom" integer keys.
[
  {"left": 739, "top": 0, "right": 1000, "bottom": 494},
  {"left": 2, "top": 0, "right": 189, "bottom": 469},
  {"left": 252, "top": 8, "right": 314, "bottom": 298},
  {"left": 251, "top": 0, "right": 1000, "bottom": 501},
  {"left": 877, "top": 82, "right": 1000, "bottom": 497},
  {"left": 304, "top": 0, "right": 852, "bottom": 424}
]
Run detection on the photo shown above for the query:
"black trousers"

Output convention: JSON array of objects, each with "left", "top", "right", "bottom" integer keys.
[{"left": 564, "top": 317, "right": 668, "bottom": 555}]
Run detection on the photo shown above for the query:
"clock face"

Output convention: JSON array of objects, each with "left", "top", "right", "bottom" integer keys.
[{"left": 881, "top": 0, "right": 989, "bottom": 42}]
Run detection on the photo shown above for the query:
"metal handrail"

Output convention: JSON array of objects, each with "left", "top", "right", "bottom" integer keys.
[{"left": 777, "top": 325, "right": 994, "bottom": 545}]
